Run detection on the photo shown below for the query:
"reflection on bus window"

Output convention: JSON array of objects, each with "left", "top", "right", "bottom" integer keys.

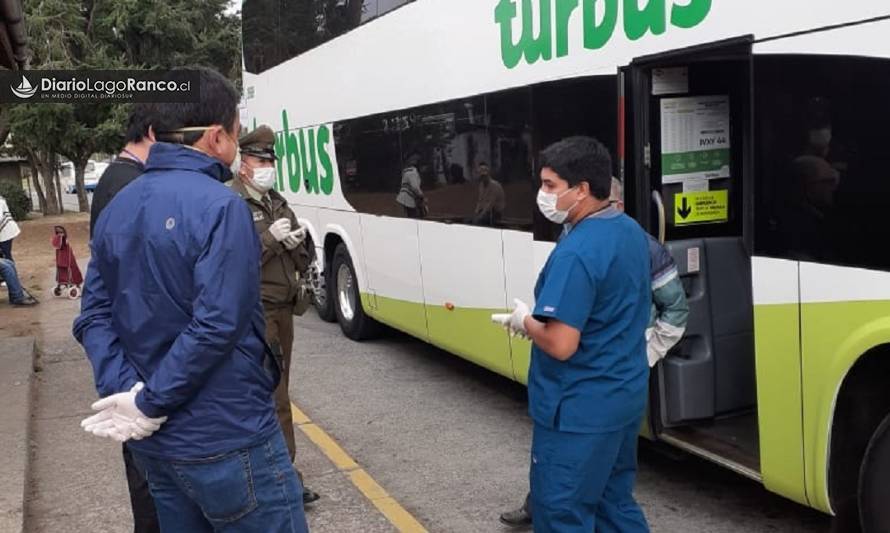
[
  {"left": 337, "top": 88, "right": 536, "bottom": 231},
  {"left": 242, "top": 0, "right": 414, "bottom": 74},
  {"left": 755, "top": 56, "right": 890, "bottom": 271}
]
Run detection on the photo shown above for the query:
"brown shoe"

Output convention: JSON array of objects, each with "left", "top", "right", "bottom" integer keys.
[{"left": 499, "top": 505, "right": 532, "bottom": 528}]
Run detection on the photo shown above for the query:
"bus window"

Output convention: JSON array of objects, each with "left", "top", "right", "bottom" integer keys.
[
  {"left": 242, "top": 0, "right": 415, "bottom": 74},
  {"left": 338, "top": 88, "right": 534, "bottom": 231},
  {"left": 754, "top": 56, "right": 890, "bottom": 271},
  {"left": 531, "top": 76, "right": 618, "bottom": 242}
]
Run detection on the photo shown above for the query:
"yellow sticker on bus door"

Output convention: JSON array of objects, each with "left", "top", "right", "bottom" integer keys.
[{"left": 674, "top": 190, "right": 728, "bottom": 225}]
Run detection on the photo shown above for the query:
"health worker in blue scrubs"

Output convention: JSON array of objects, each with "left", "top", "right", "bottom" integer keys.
[{"left": 493, "top": 136, "right": 651, "bottom": 532}]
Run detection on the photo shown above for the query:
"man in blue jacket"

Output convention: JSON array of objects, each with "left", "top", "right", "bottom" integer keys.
[{"left": 74, "top": 67, "right": 308, "bottom": 533}]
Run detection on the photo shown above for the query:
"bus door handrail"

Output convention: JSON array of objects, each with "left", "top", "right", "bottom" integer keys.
[{"left": 652, "top": 190, "right": 666, "bottom": 244}]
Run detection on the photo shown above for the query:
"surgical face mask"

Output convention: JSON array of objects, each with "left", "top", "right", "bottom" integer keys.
[
  {"left": 537, "top": 187, "right": 578, "bottom": 224},
  {"left": 229, "top": 150, "right": 241, "bottom": 176},
  {"left": 250, "top": 166, "right": 276, "bottom": 192}
]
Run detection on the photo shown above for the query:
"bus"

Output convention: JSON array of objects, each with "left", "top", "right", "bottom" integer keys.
[{"left": 240, "top": 1, "right": 890, "bottom": 529}]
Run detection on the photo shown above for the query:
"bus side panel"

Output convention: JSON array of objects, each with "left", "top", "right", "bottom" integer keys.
[
  {"left": 359, "top": 214, "right": 428, "bottom": 341},
  {"left": 419, "top": 223, "right": 513, "bottom": 379},
  {"left": 799, "top": 263, "right": 890, "bottom": 514},
  {"left": 752, "top": 257, "right": 809, "bottom": 506},
  {"left": 502, "top": 231, "right": 536, "bottom": 384}
]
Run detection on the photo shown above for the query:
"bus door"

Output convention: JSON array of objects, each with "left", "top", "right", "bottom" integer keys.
[{"left": 623, "top": 38, "right": 761, "bottom": 478}]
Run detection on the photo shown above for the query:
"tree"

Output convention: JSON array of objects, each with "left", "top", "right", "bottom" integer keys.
[{"left": 8, "top": 0, "right": 243, "bottom": 215}]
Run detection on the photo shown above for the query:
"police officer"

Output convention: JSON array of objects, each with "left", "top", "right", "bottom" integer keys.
[
  {"left": 231, "top": 125, "right": 320, "bottom": 505},
  {"left": 493, "top": 137, "right": 651, "bottom": 532}
]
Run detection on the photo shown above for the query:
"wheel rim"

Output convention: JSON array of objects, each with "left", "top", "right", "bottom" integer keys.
[
  {"left": 309, "top": 262, "right": 327, "bottom": 308},
  {"left": 337, "top": 263, "right": 355, "bottom": 322}
]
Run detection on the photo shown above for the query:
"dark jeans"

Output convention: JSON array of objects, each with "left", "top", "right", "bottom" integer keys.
[
  {"left": 0, "top": 257, "right": 24, "bottom": 302},
  {"left": 130, "top": 431, "right": 308, "bottom": 533},
  {"left": 0, "top": 238, "right": 12, "bottom": 262},
  {"left": 123, "top": 444, "right": 160, "bottom": 533}
]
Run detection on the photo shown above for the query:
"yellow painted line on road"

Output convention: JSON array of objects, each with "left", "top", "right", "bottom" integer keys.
[{"left": 291, "top": 403, "right": 428, "bottom": 533}]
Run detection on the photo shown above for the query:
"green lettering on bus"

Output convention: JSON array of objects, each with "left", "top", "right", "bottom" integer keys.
[
  {"left": 495, "top": 0, "right": 712, "bottom": 68},
  {"left": 272, "top": 110, "right": 336, "bottom": 196},
  {"left": 317, "top": 125, "right": 335, "bottom": 195}
]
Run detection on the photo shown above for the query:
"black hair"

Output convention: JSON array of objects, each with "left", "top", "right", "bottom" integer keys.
[
  {"left": 539, "top": 136, "right": 612, "bottom": 200},
  {"left": 154, "top": 67, "right": 240, "bottom": 146},
  {"left": 124, "top": 103, "right": 156, "bottom": 144}
]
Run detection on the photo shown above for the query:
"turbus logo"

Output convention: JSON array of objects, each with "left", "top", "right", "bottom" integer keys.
[
  {"left": 495, "top": 0, "right": 712, "bottom": 69},
  {"left": 274, "top": 110, "right": 335, "bottom": 195}
]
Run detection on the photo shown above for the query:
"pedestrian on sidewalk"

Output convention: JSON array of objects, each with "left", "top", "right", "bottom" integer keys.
[
  {"left": 230, "top": 124, "right": 320, "bottom": 506},
  {"left": 74, "top": 67, "right": 309, "bottom": 533},
  {"left": 87, "top": 102, "right": 163, "bottom": 533}
]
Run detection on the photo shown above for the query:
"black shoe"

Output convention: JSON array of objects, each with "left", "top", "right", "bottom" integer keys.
[
  {"left": 302, "top": 488, "right": 320, "bottom": 505},
  {"left": 499, "top": 505, "right": 532, "bottom": 528},
  {"left": 11, "top": 295, "right": 38, "bottom": 307}
]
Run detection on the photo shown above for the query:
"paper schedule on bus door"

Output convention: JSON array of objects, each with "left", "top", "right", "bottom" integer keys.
[{"left": 660, "top": 96, "right": 730, "bottom": 186}]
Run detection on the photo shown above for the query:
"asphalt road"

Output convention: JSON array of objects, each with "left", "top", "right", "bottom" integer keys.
[{"left": 290, "top": 311, "right": 833, "bottom": 533}]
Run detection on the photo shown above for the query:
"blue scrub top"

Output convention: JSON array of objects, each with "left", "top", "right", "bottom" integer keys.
[{"left": 529, "top": 207, "right": 651, "bottom": 433}]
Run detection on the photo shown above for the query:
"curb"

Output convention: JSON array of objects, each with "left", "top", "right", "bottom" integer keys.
[{"left": 0, "top": 337, "right": 37, "bottom": 533}]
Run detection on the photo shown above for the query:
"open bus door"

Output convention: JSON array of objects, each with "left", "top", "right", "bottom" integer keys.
[{"left": 623, "top": 38, "right": 761, "bottom": 479}]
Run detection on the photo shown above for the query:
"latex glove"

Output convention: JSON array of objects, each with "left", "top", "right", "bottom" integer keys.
[
  {"left": 81, "top": 382, "right": 167, "bottom": 442},
  {"left": 282, "top": 227, "right": 306, "bottom": 250},
  {"left": 491, "top": 298, "right": 531, "bottom": 338},
  {"left": 268, "top": 218, "right": 292, "bottom": 242}
]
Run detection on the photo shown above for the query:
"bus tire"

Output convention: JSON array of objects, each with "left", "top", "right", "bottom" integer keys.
[
  {"left": 331, "top": 243, "right": 379, "bottom": 340},
  {"left": 311, "top": 259, "right": 336, "bottom": 323},
  {"left": 859, "top": 412, "right": 890, "bottom": 533}
]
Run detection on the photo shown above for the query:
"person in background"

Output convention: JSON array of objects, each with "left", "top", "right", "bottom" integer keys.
[
  {"left": 90, "top": 104, "right": 160, "bottom": 238},
  {"left": 471, "top": 162, "right": 506, "bottom": 226},
  {"left": 0, "top": 192, "right": 20, "bottom": 261},
  {"left": 75, "top": 67, "right": 308, "bottom": 532},
  {"left": 396, "top": 152, "right": 426, "bottom": 218},
  {"left": 0, "top": 253, "right": 37, "bottom": 306},
  {"left": 493, "top": 137, "right": 650, "bottom": 532},
  {"left": 230, "top": 124, "right": 320, "bottom": 506},
  {"left": 86, "top": 102, "right": 164, "bottom": 533}
]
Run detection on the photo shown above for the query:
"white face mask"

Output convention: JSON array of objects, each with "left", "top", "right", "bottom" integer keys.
[
  {"left": 229, "top": 150, "right": 242, "bottom": 176},
  {"left": 537, "top": 187, "right": 578, "bottom": 224},
  {"left": 250, "top": 166, "right": 277, "bottom": 192}
]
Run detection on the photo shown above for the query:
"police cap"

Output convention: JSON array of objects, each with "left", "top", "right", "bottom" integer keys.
[{"left": 239, "top": 125, "right": 278, "bottom": 161}]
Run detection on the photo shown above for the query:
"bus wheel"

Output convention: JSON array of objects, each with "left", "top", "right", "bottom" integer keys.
[
  {"left": 331, "top": 244, "right": 379, "bottom": 341},
  {"left": 310, "top": 260, "right": 336, "bottom": 323},
  {"left": 859, "top": 412, "right": 890, "bottom": 533}
]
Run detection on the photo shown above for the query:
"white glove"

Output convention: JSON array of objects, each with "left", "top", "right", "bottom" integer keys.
[
  {"left": 491, "top": 298, "right": 531, "bottom": 338},
  {"left": 268, "top": 218, "right": 291, "bottom": 242},
  {"left": 81, "top": 382, "right": 167, "bottom": 443},
  {"left": 282, "top": 227, "right": 306, "bottom": 250}
]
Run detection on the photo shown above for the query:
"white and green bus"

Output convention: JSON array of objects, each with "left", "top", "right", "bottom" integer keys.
[{"left": 241, "top": 1, "right": 890, "bottom": 529}]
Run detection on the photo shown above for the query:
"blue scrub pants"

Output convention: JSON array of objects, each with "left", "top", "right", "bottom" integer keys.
[{"left": 529, "top": 418, "right": 649, "bottom": 533}]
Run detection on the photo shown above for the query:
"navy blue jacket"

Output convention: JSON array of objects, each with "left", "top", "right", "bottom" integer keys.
[{"left": 74, "top": 142, "right": 280, "bottom": 460}]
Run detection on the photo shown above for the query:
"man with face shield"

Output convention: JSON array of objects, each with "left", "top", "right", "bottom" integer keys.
[
  {"left": 492, "top": 137, "right": 651, "bottom": 532},
  {"left": 229, "top": 125, "right": 320, "bottom": 506},
  {"left": 74, "top": 68, "right": 309, "bottom": 533}
]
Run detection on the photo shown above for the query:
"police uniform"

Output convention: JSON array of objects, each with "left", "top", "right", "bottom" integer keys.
[
  {"left": 528, "top": 206, "right": 651, "bottom": 532},
  {"left": 230, "top": 126, "right": 315, "bottom": 465}
]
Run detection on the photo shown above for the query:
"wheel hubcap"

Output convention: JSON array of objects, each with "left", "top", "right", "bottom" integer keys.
[
  {"left": 309, "top": 262, "right": 326, "bottom": 308},
  {"left": 337, "top": 263, "right": 355, "bottom": 322}
]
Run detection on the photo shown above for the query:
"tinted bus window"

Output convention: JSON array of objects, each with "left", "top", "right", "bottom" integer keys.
[
  {"left": 532, "top": 76, "right": 618, "bottom": 242},
  {"left": 754, "top": 56, "right": 890, "bottom": 271},
  {"left": 338, "top": 88, "right": 534, "bottom": 231},
  {"left": 243, "top": 0, "right": 414, "bottom": 74}
]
